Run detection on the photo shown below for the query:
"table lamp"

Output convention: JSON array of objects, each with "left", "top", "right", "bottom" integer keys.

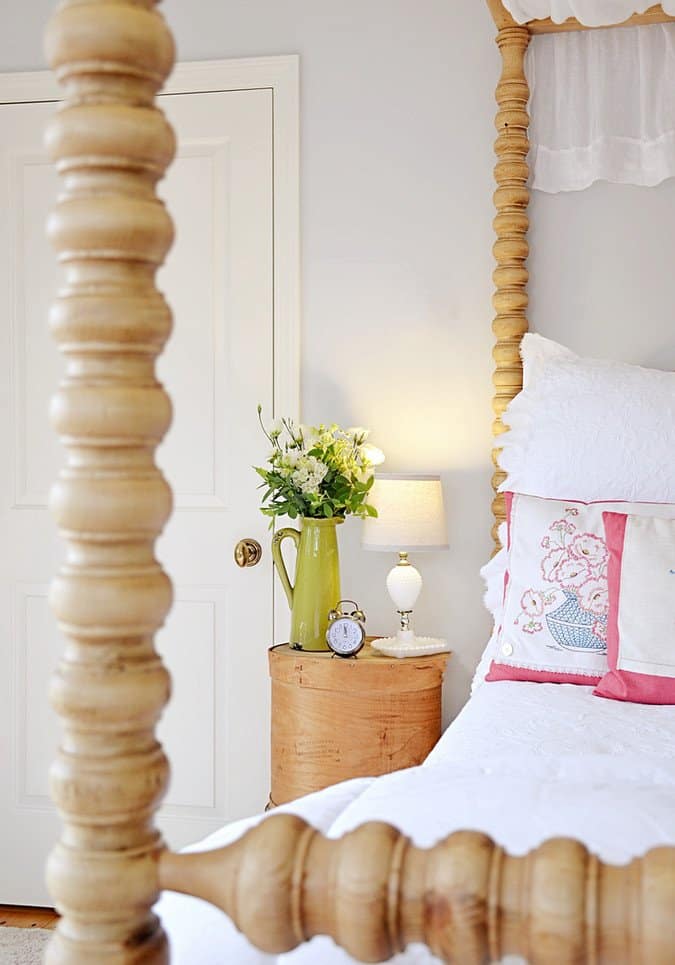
[{"left": 362, "top": 473, "right": 449, "bottom": 657}]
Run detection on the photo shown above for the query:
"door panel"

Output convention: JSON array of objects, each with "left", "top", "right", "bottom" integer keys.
[{"left": 0, "top": 87, "right": 274, "bottom": 903}]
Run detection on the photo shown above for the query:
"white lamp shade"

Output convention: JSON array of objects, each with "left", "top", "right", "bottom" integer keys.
[{"left": 362, "top": 474, "right": 448, "bottom": 551}]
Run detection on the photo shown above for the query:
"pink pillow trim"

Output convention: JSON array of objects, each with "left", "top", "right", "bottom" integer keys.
[
  {"left": 603, "top": 511, "right": 627, "bottom": 669},
  {"left": 593, "top": 668, "right": 675, "bottom": 704},
  {"left": 594, "top": 511, "right": 675, "bottom": 705},
  {"left": 486, "top": 660, "right": 601, "bottom": 686}
]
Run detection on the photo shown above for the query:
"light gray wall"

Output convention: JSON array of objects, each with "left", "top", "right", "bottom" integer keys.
[{"left": 4, "top": 0, "right": 673, "bottom": 721}]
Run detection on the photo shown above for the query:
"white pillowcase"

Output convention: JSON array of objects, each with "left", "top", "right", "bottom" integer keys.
[
  {"left": 474, "top": 334, "right": 675, "bottom": 691},
  {"left": 472, "top": 544, "right": 507, "bottom": 692},
  {"left": 499, "top": 334, "right": 675, "bottom": 504}
]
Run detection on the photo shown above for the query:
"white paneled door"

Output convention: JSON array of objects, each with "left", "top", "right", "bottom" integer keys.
[{"left": 0, "top": 80, "right": 286, "bottom": 903}]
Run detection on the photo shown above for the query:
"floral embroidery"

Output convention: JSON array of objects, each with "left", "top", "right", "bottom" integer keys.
[
  {"left": 554, "top": 557, "right": 593, "bottom": 589},
  {"left": 569, "top": 533, "right": 608, "bottom": 565},
  {"left": 578, "top": 579, "right": 608, "bottom": 617},
  {"left": 541, "top": 546, "right": 566, "bottom": 580},
  {"left": 520, "top": 590, "right": 544, "bottom": 616},
  {"left": 514, "top": 507, "right": 608, "bottom": 653}
]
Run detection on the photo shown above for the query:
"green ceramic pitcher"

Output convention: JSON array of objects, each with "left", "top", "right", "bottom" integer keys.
[{"left": 272, "top": 517, "right": 343, "bottom": 651}]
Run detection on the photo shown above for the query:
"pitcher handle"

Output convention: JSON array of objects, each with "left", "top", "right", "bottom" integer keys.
[{"left": 271, "top": 527, "right": 300, "bottom": 610}]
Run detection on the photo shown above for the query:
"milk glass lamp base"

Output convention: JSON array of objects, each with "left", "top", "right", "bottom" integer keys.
[{"left": 371, "top": 636, "right": 450, "bottom": 658}]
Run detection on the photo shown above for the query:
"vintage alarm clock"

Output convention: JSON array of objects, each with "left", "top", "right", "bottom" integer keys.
[{"left": 326, "top": 600, "right": 367, "bottom": 657}]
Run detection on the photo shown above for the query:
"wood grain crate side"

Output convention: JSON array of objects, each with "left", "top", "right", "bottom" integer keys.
[
  {"left": 269, "top": 644, "right": 448, "bottom": 805},
  {"left": 268, "top": 644, "right": 449, "bottom": 694}
]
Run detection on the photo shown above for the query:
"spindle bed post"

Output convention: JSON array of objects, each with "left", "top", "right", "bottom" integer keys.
[
  {"left": 44, "top": 0, "right": 176, "bottom": 960},
  {"left": 42, "top": 1, "right": 675, "bottom": 963},
  {"left": 486, "top": 0, "right": 531, "bottom": 550}
]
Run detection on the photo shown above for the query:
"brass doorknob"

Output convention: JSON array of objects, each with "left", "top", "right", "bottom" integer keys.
[{"left": 234, "top": 538, "right": 263, "bottom": 568}]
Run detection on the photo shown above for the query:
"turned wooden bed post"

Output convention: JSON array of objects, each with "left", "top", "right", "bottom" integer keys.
[
  {"left": 43, "top": 1, "right": 675, "bottom": 963},
  {"left": 486, "top": 0, "right": 531, "bottom": 550},
  {"left": 44, "top": 0, "right": 175, "bottom": 960},
  {"left": 484, "top": 1, "right": 675, "bottom": 550}
]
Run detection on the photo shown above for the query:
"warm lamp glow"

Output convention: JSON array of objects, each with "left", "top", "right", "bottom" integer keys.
[
  {"left": 361, "top": 474, "right": 449, "bottom": 656},
  {"left": 362, "top": 474, "right": 448, "bottom": 551}
]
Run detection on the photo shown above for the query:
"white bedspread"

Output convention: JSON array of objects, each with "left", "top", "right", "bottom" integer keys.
[{"left": 157, "top": 681, "right": 675, "bottom": 964}]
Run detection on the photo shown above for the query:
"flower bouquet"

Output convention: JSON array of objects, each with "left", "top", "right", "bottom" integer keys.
[
  {"left": 254, "top": 409, "right": 381, "bottom": 651},
  {"left": 255, "top": 408, "right": 379, "bottom": 523}
]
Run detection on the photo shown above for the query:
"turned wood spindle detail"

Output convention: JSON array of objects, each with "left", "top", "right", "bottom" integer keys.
[
  {"left": 159, "top": 815, "right": 675, "bottom": 965},
  {"left": 490, "top": 20, "right": 531, "bottom": 550},
  {"left": 44, "top": 1, "right": 176, "bottom": 961}
]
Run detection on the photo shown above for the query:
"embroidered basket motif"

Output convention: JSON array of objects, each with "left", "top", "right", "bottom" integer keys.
[
  {"left": 546, "top": 590, "right": 607, "bottom": 652},
  {"left": 515, "top": 506, "right": 609, "bottom": 654}
]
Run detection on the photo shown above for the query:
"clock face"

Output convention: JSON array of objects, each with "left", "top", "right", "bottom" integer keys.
[{"left": 327, "top": 617, "right": 364, "bottom": 656}]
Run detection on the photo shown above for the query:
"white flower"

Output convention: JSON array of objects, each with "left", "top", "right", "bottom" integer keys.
[
  {"left": 269, "top": 418, "right": 284, "bottom": 439},
  {"left": 361, "top": 443, "right": 385, "bottom": 466},
  {"left": 291, "top": 455, "right": 328, "bottom": 496},
  {"left": 299, "top": 424, "right": 319, "bottom": 445},
  {"left": 347, "top": 426, "right": 370, "bottom": 442}
]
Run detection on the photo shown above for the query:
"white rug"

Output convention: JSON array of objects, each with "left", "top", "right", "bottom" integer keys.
[{"left": 0, "top": 927, "right": 51, "bottom": 964}]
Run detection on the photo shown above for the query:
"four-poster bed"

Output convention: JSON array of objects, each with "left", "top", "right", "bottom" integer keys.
[{"left": 42, "top": 0, "right": 675, "bottom": 962}]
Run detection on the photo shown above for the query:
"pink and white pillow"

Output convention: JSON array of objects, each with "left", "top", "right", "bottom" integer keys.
[
  {"left": 472, "top": 335, "right": 675, "bottom": 691},
  {"left": 594, "top": 513, "right": 675, "bottom": 705},
  {"left": 486, "top": 494, "right": 675, "bottom": 686}
]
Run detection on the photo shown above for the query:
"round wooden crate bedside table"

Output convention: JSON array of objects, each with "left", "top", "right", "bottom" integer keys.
[{"left": 268, "top": 639, "right": 450, "bottom": 807}]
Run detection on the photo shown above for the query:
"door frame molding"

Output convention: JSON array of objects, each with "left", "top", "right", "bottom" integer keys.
[
  {"left": 0, "top": 54, "right": 300, "bottom": 420},
  {"left": 0, "top": 55, "right": 300, "bottom": 646}
]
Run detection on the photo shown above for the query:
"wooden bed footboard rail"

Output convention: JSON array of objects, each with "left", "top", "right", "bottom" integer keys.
[{"left": 159, "top": 814, "right": 675, "bottom": 964}]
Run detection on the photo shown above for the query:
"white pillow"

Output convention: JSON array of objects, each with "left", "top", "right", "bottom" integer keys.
[
  {"left": 499, "top": 334, "right": 675, "bottom": 504},
  {"left": 481, "top": 526, "right": 508, "bottom": 617},
  {"left": 471, "top": 533, "right": 507, "bottom": 693},
  {"left": 474, "top": 334, "right": 675, "bottom": 690}
]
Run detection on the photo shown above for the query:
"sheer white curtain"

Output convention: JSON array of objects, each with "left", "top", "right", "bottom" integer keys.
[
  {"left": 503, "top": 0, "right": 675, "bottom": 26},
  {"left": 527, "top": 23, "right": 675, "bottom": 191}
]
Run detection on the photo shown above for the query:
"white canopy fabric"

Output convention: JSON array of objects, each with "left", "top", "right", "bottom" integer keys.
[
  {"left": 503, "top": 0, "right": 675, "bottom": 26},
  {"left": 526, "top": 23, "right": 675, "bottom": 191}
]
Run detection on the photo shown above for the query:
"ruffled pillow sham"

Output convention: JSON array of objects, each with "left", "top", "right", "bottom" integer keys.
[
  {"left": 594, "top": 513, "right": 675, "bottom": 705},
  {"left": 499, "top": 334, "right": 675, "bottom": 505}
]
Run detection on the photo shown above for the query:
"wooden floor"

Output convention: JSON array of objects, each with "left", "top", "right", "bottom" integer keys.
[{"left": 0, "top": 905, "right": 59, "bottom": 930}]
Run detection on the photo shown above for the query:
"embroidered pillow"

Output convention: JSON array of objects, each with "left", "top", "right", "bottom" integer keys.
[
  {"left": 594, "top": 513, "right": 675, "bottom": 705},
  {"left": 486, "top": 494, "right": 675, "bottom": 686}
]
